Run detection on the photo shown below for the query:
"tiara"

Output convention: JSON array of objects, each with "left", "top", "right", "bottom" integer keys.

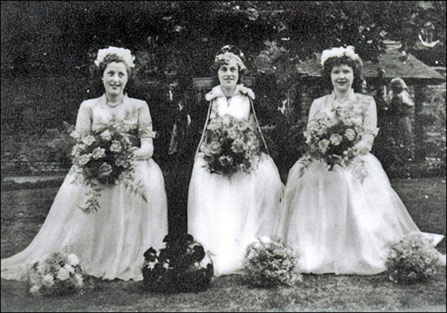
[
  {"left": 320, "top": 46, "right": 362, "bottom": 67},
  {"left": 217, "top": 45, "right": 246, "bottom": 62},
  {"left": 94, "top": 46, "right": 135, "bottom": 68}
]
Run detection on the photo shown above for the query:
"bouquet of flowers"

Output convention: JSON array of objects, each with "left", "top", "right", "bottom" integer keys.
[
  {"left": 71, "top": 120, "right": 147, "bottom": 213},
  {"left": 298, "top": 105, "right": 366, "bottom": 177},
  {"left": 142, "top": 234, "right": 213, "bottom": 293},
  {"left": 385, "top": 232, "right": 442, "bottom": 284},
  {"left": 200, "top": 116, "right": 262, "bottom": 176},
  {"left": 243, "top": 237, "right": 302, "bottom": 288},
  {"left": 28, "top": 251, "right": 84, "bottom": 297}
]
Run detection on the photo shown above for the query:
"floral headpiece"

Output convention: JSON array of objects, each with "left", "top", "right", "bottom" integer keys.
[
  {"left": 94, "top": 46, "right": 135, "bottom": 68},
  {"left": 320, "top": 46, "right": 362, "bottom": 67},
  {"left": 215, "top": 45, "right": 247, "bottom": 73}
]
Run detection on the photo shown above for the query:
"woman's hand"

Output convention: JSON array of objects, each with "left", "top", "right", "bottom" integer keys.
[
  {"left": 354, "top": 134, "right": 374, "bottom": 156},
  {"left": 133, "top": 138, "right": 154, "bottom": 160}
]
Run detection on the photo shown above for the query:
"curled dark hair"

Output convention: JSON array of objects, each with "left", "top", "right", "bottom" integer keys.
[
  {"left": 88, "top": 54, "right": 135, "bottom": 96},
  {"left": 97, "top": 54, "right": 134, "bottom": 78},
  {"left": 322, "top": 56, "right": 363, "bottom": 92},
  {"left": 209, "top": 59, "right": 246, "bottom": 86}
]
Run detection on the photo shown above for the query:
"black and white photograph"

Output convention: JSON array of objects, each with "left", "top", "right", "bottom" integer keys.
[{"left": 1, "top": 1, "right": 446, "bottom": 311}]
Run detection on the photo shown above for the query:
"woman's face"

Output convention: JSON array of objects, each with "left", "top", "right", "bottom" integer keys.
[
  {"left": 102, "top": 61, "right": 129, "bottom": 97},
  {"left": 218, "top": 59, "right": 239, "bottom": 90},
  {"left": 331, "top": 64, "right": 354, "bottom": 93}
]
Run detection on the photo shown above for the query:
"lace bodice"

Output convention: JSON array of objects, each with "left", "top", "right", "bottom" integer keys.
[
  {"left": 75, "top": 94, "right": 155, "bottom": 138},
  {"left": 307, "top": 89, "right": 379, "bottom": 137},
  {"left": 205, "top": 85, "right": 255, "bottom": 121}
]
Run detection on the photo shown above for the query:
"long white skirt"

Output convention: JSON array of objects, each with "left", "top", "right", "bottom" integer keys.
[
  {"left": 277, "top": 153, "right": 445, "bottom": 275},
  {"left": 188, "top": 153, "right": 284, "bottom": 276},
  {"left": 1, "top": 159, "right": 168, "bottom": 281}
]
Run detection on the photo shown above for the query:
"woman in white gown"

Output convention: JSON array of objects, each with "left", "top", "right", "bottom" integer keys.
[
  {"left": 277, "top": 46, "right": 445, "bottom": 275},
  {"left": 188, "top": 45, "right": 284, "bottom": 276},
  {"left": 1, "top": 47, "right": 168, "bottom": 281}
]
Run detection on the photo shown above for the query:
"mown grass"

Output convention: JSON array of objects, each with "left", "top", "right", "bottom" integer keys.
[{"left": 1, "top": 178, "right": 446, "bottom": 312}]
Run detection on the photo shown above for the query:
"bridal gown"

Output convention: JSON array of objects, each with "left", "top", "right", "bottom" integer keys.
[
  {"left": 188, "top": 85, "right": 284, "bottom": 276},
  {"left": 277, "top": 90, "right": 445, "bottom": 275},
  {"left": 1, "top": 94, "right": 168, "bottom": 281}
]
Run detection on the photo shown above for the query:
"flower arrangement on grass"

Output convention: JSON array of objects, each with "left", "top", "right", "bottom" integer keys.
[
  {"left": 28, "top": 251, "right": 84, "bottom": 297},
  {"left": 242, "top": 237, "right": 302, "bottom": 288},
  {"left": 298, "top": 105, "right": 367, "bottom": 179},
  {"left": 385, "top": 232, "right": 443, "bottom": 284},
  {"left": 200, "top": 116, "right": 262, "bottom": 176},
  {"left": 142, "top": 234, "right": 213, "bottom": 293},
  {"left": 70, "top": 120, "right": 147, "bottom": 213}
]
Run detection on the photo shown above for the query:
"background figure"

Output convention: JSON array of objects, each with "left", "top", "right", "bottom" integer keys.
[
  {"left": 388, "top": 77, "right": 415, "bottom": 147},
  {"left": 1, "top": 47, "right": 168, "bottom": 282},
  {"left": 187, "top": 45, "right": 284, "bottom": 276},
  {"left": 276, "top": 46, "right": 444, "bottom": 275}
]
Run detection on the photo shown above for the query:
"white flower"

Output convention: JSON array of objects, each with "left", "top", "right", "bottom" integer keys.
[
  {"left": 147, "top": 260, "right": 158, "bottom": 270},
  {"left": 56, "top": 267, "right": 70, "bottom": 281},
  {"left": 320, "top": 46, "right": 362, "bottom": 67},
  {"left": 67, "top": 253, "right": 79, "bottom": 266},
  {"left": 76, "top": 154, "right": 91, "bottom": 166},
  {"left": 63, "top": 264, "right": 75, "bottom": 274},
  {"left": 30, "top": 285, "right": 40, "bottom": 296},
  {"left": 109, "top": 140, "right": 122, "bottom": 153},
  {"left": 81, "top": 135, "right": 95, "bottom": 146},
  {"left": 163, "top": 260, "right": 171, "bottom": 270},
  {"left": 329, "top": 134, "right": 342, "bottom": 146},
  {"left": 318, "top": 139, "right": 330, "bottom": 153},
  {"left": 94, "top": 46, "right": 135, "bottom": 68},
  {"left": 100, "top": 129, "right": 113, "bottom": 141},
  {"left": 70, "top": 130, "right": 82, "bottom": 139},
  {"left": 42, "top": 274, "right": 55, "bottom": 287},
  {"left": 92, "top": 147, "right": 106, "bottom": 160},
  {"left": 37, "top": 261, "right": 49, "bottom": 274}
]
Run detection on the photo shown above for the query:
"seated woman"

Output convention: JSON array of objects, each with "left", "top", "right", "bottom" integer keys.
[
  {"left": 187, "top": 45, "right": 284, "bottom": 276},
  {"left": 1, "top": 46, "right": 168, "bottom": 281},
  {"left": 276, "top": 46, "right": 445, "bottom": 275}
]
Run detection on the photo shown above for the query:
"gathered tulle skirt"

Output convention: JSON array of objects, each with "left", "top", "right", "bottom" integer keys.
[
  {"left": 188, "top": 153, "right": 284, "bottom": 276},
  {"left": 277, "top": 153, "right": 445, "bottom": 275},
  {"left": 1, "top": 159, "right": 168, "bottom": 281}
]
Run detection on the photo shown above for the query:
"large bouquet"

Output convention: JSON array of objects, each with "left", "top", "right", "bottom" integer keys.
[
  {"left": 298, "top": 105, "right": 365, "bottom": 177},
  {"left": 385, "top": 233, "right": 443, "bottom": 284},
  {"left": 200, "top": 116, "right": 261, "bottom": 176},
  {"left": 28, "top": 251, "right": 84, "bottom": 297},
  {"left": 243, "top": 237, "right": 302, "bottom": 288},
  {"left": 71, "top": 120, "right": 147, "bottom": 213},
  {"left": 142, "top": 234, "right": 213, "bottom": 293}
]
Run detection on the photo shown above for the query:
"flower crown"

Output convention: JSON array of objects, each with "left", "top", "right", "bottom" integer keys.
[
  {"left": 94, "top": 46, "right": 135, "bottom": 68},
  {"left": 320, "top": 46, "right": 362, "bottom": 67},
  {"left": 215, "top": 52, "right": 247, "bottom": 73}
]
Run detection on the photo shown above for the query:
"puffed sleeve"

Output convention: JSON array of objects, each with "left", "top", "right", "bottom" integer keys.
[
  {"left": 138, "top": 101, "right": 156, "bottom": 139},
  {"left": 362, "top": 96, "right": 379, "bottom": 137},
  {"left": 75, "top": 101, "right": 92, "bottom": 136}
]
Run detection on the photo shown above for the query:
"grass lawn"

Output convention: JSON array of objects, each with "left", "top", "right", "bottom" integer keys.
[{"left": 1, "top": 177, "right": 446, "bottom": 312}]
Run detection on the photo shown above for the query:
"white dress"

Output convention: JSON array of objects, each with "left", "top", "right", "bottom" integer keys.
[
  {"left": 277, "top": 90, "right": 445, "bottom": 275},
  {"left": 188, "top": 85, "right": 284, "bottom": 276},
  {"left": 1, "top": 95, "right": 168, "bottom": 281}
]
